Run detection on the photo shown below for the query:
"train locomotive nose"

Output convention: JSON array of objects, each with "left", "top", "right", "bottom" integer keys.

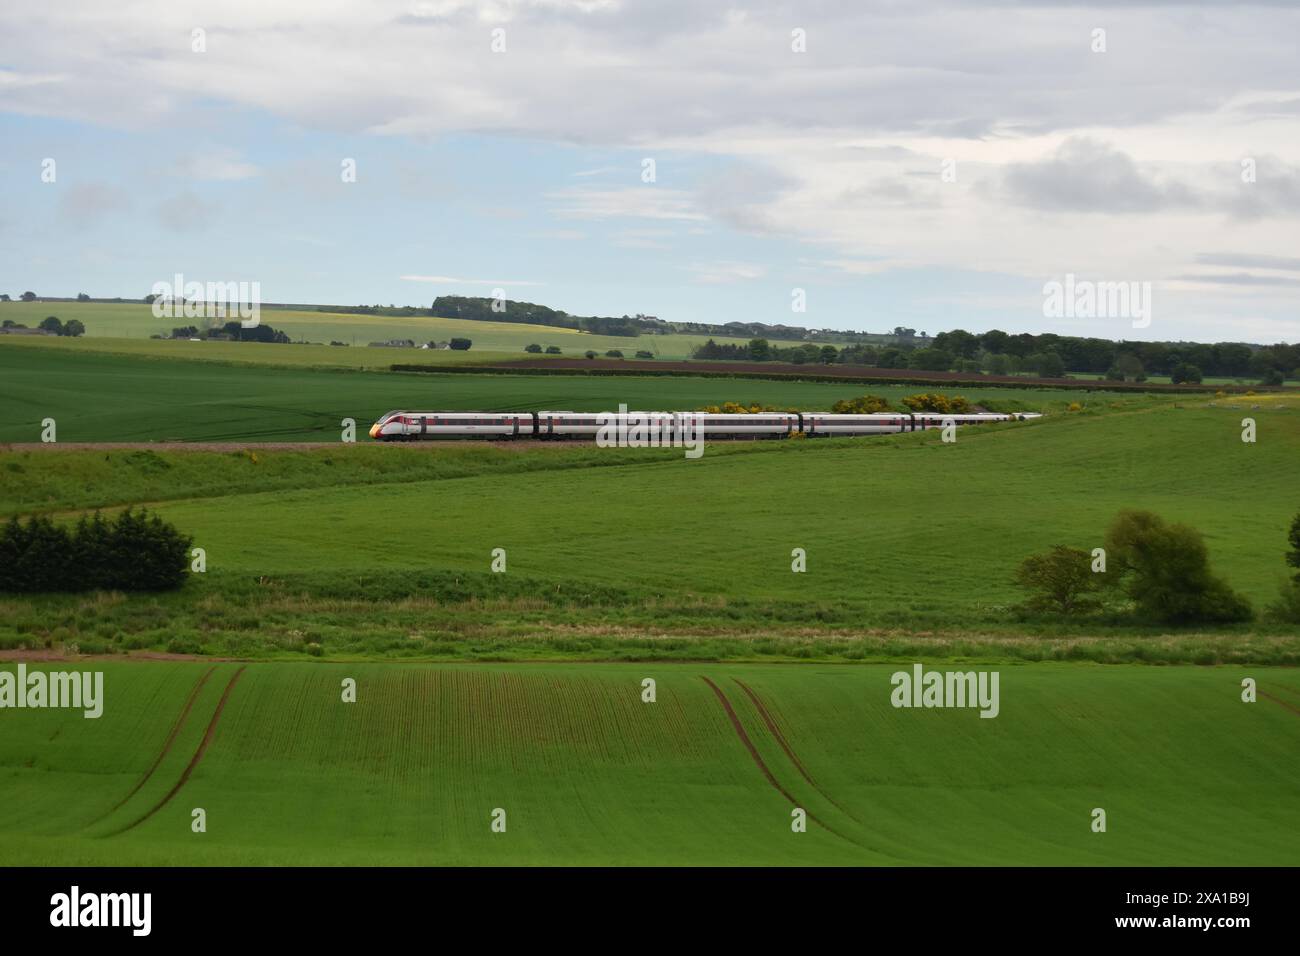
[{"left": 368, "top": 422, "right": 381, "bottom": 439}]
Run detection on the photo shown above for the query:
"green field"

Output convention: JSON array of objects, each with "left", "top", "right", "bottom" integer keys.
[
  {"left": 0, "top": 343, "right": 1137, "bottom": 442},
  {"left": 3, "top": 396, "right": 1297, "bottom": 661},
  {"left": 1, "top": 660, "right": 1296, "bottom": 865},
  {"left": 0, "top": 300, "right": 813, "bottom": 361}
]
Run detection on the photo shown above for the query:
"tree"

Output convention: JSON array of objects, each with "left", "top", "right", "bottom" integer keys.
[
  {"left": 605, "top": 349, "right": 624, "bottom": 358},
  {"left": 748, "top": 338, "right": 771, "bottom": 361},
  {"left": 20, "top": 291, "right": 36, "bottom": 301},
  {"left": 985, "top": 353, "right": 1012, "bottom": 376},
  {"left": 1103, "top": 510, "right": 1253, "bottom": 624},
  {"left": 545, "top": 346, "right": 562, "bottom": 354},
  {"left": 907, "top": 347, "right": 953, "bottom": 372},
  {"left": 1035, "top": 352, "right": 1066, "bottom": 378},
  {"left": 635, "top": 350, "right": 653, "bottom": 359},
  {"left": 819, "top": 345, "right": 839, "bottom": 365},
  {"left": 39, "top": 316, "right": 63, "bottom": 335},
  {"left": 448, "top": 338, "right": 471, "bottom": 351},
  {"left": 1170, "top": 363, "right": 1202, "bottom": 384},
  {"left": 77, "top": 292, "right": 90, "bottom": 301},
  {"left": 0, "top": 515, "right": 74, "bottom": 592},
  {"left": 0, "top": 294, "right": 10, "bottom": 302},
  {"left": 584, "top": 350, "right": 597, "bottom": 359},
  {"left": 523, "top": 343, "right": 543, "bottom": 353},
  {"left": 1014, "top": 545, "right": 1100, "bottom": 614},
  {"left": 1115, "top": 352, "right": 1144, "bottom": 381},
  {"left": 62, "top": 318, "right": 85, "bottom": 337},
  {"left": 1259, "top": 368, "right": 1284, "bottom": 386}
]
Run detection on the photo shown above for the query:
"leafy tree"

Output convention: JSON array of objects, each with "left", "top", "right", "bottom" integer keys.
[
  {"left": 635, "top": 350, "right": 653, "bottom": 359},
  {"left": 523, "top": 343, "right": 542, "bottom": 353},
  {"left": 605, "top": 349, "right": 624, "bottom": 358},
  {"left": 1259, "top": 368, "right": 1284, "bottom": 386},
  {"left": 877, "top": 347, "right": 907, "bottom": 369},
  {"left": 584, "top": 350, "right": 597, "bottom": 359},
  {"left": 0, "top": 293, "right": 11, "bottom": 301},
  {"left": 907, "top": 347, "right": 953, "bottom": 371},
  {"left": 77, "top": 292, "right": 90, "bottom": 301},
  {"left": 0, "top": 515, "right": 74, "bottom": 592},
  {"left": 448, "top": 338, "right": 472, "bottom": 351},
  {"left": 1170, "top": 363, "right": 1202, "bottom": 384},
  {"left": 39, "top": 316, "right": 63, "bottom": 334},
  {"left": 1014, "top": 545, "right": 1100, "bottom": 614},
  {"left": 63, "top": 319, "right": 85, "bottom": 337},
  {"left": 545, "top": 346, "right": 562, "bottom": 354},
  {"left": 1035, "top": 352, "right": 1066, "bottom": 378},
  {"left": 819, "top": 345, "right": 839, "bottom": 365},
  {"left": 1102, "top": 510, "right": 1252, "bottom": 624},
  {"left": 20, "top": 291, "right": 36, "bottom": 301},
  {"left": 985, "top": 353, "right": 1012, "bottom": 376},
  {"left": 1269, "top": 511, "right": 1300, "bottom": 624},
  {"left": 748, "top": 338, "right": 771, "bottom": 361},
  {"left": 1115, "top": 351, "right": 1144, "bottom": 381}
]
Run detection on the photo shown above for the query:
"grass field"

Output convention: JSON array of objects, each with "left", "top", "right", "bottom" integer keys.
[
  {"left": 1, "top": 660, "right": 1296, "bottom": 865},
  {"left": 0, "top": 343, "right": 1144, "bottom": 442},
  {"left": 0, "top": 300, "right": 813, "bottom": 361},
  {"left": 3, "top": 398, "right": 1297, "bottom": 660}
]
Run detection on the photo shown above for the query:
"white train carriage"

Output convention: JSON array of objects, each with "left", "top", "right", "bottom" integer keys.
[
  {"left": 803, "top": 413, "right": 911, "bottom": 435},
  {"left": 368, "top": 410, "right": 534, "bottom": 440},
  {"left": 694, "top": 413, "right": 798, "bottom": 438},
  {"left": 537, "top": 410, "right": 682, "bottom": 439}
]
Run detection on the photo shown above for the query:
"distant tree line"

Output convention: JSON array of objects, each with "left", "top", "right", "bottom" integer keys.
[
  {"left": 1, "top": 316, "right": 85, "bottom": 336},
  {"left": 159, "top": 321, "right": 290, "bottom": 343},
  {"left": 691, "top": 330, "right": 1300, "bottom": 385},
  {"left": 0, "top": 509, "right": 192, "bottom": 593},
  {"left": 433, "top": 296, "right": 644, "bottom": 337}
]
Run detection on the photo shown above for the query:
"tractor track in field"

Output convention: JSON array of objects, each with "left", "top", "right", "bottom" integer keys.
[
  {"left": 108, "top": 666, "right": 246, "bottom": 836},
  {"left": 731, "top": 678, "right": 861, "bottom": 823},
  {"left": 89, "top": 666, "right": 217, "bottom": 825},
  {"left": 1261, "top": 690, "right": 1300, "bottom": 716},
  {"left": 700, "top": 675, "right": 873, "bottom": 851}
]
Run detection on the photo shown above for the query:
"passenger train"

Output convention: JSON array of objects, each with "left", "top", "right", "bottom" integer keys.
[{"left": 368, "top": 409, "right": 1040, "bottom": 441}]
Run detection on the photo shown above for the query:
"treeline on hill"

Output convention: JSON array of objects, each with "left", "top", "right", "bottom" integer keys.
[
  {"left": 0, "top": 509, "right": 192, "bottom": 592},
  {"left": 433, "top": 296, "right": 645, "bottom": 337},
  {"left": 156, "top": 321, "right": 291, "bottom": 344},
  {"left": 1015, "top": 509, "right": 1300, "bottom": 626},
  {"left": 692, "top": 331, "right": 1300, "bottom": 385},
  {"left": 1, "top": 316, "right": 85, "bottom": 336}
]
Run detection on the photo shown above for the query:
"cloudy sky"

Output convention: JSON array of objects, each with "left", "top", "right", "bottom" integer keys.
[{"left": 1, "top": 0, "right": 1297, "bottom": 342}]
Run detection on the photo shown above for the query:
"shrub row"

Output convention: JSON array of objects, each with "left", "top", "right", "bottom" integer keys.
[{"left": 0, "top": 509, "right": 192, "bottom": 592}]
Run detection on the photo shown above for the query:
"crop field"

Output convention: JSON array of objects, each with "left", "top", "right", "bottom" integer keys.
[
  {"left": 0, "top": 300, "right": 813, "bottom": 361},
  {"left": 0, "top": 342, "right": 1136, "bottom": 443},
  {"left": 1, "top": 660, "right": 1296, "bottom": 866}
]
